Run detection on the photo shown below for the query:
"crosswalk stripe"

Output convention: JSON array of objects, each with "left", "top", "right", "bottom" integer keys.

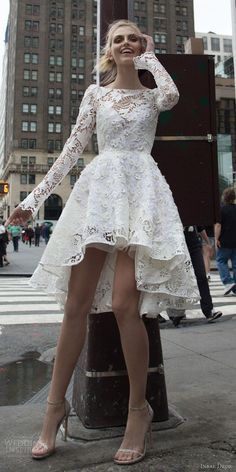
[{"left": 0, "top": 275, "right": 235, "bottom": 325}]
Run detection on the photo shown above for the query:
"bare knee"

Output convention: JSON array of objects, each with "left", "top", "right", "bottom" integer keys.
[
  {"left": 112, "top": 296, "right": 138, "bottom": 326},
  {"left": 64, "top": 296, "right": 91, "bottom": 322}
]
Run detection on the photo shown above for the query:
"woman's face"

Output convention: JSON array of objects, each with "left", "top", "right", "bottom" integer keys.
[{"left": 109, "top": 26, "right": 143, "bottom": 66}]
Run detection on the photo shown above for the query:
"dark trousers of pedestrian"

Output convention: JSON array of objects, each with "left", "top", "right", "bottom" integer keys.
[
  {"left": 35, "top": 235, "right": 40, "bottom": 246},
  {"left": 29, "top": 237, "right": 33, "bottom": 247},
  {"left": 12, "top": 236, "right": 19, "bottom": 252},
  {"left": 188, "top": 241, "right": 213, "bottom": 317}
]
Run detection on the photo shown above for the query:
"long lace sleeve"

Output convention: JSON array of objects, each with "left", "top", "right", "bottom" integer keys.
[
  {"left": 19, "top": 84, "right": 97, "bottom": 216},
  {"left": 133, "top": 52, "right": 179, "bottom": 112}
]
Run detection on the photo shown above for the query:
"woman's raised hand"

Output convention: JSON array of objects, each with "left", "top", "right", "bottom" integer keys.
[
  {"left": 5, "top": 206, "right": 33, "bottom": 227},
  {"left": 141, "top": 34, "right": 155, "bottom": 53}
]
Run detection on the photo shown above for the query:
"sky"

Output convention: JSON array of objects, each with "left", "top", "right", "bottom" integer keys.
[{"left": 0, "top": 0, "right": 233, "bottom": 80}]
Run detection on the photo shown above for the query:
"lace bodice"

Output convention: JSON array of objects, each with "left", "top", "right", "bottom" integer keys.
[{"left": 20, "top": 52, "right": 179, "bottom": 216}]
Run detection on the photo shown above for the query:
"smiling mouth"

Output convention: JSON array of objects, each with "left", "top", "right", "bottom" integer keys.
[{"left": 120, "top": 49, "right": 134, "bottom": 54}]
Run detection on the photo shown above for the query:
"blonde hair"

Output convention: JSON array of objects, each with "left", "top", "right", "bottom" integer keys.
[{"left": 95, "top": 19, "right": 142, "bottom": 86}]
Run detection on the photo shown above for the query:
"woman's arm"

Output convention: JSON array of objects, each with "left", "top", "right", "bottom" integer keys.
[
  {"left": 133, "top": 36, "right": 179, "bottom": 112},
  {"left": 13, "top": 85, "right": 97, "bottom": 220}
]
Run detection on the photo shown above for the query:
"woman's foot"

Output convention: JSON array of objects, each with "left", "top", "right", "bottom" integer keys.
[
  {"left": 114, "top": 401, "right": 153, "bottom": 465},
  {"left": 32, "top": 398, "right": 70, "bottom": 459}
]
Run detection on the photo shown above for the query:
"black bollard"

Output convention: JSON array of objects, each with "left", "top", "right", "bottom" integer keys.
[{"left": 72, "top": 312, "right": 168, "bottom": 428}]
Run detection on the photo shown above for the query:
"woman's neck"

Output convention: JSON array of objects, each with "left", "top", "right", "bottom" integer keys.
[{"left": 111, "top": 65, "right": 143, "bottom": 89}]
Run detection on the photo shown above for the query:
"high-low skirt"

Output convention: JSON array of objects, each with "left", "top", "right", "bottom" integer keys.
[{"left": 30, "top": 149, "right": 199, "bottom": 317}]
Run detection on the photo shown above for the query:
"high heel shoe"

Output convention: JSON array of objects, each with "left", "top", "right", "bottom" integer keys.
[
  {"left": 32, "top": 397, "right": 71, "bottom": 460},
  {"left": 114, "top": 400, "right": 154, "bottom": 465}
]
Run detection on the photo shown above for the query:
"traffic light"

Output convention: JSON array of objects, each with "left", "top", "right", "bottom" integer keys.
[{"left": 0, "top": 182, "right": 9, "bottom": 195}]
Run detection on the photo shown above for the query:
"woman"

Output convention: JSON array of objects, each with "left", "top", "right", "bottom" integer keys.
[{"left": 6, "top": 20, "right": 199, "bottom": 466}]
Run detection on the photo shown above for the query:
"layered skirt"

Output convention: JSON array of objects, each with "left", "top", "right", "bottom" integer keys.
[{"left": 30, "top": 150, "right": 199, "bottom": 316}]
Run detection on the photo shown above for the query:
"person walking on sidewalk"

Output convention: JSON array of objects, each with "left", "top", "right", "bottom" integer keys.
[
  {"left": 8, "top": 224, "right": 21, "bottom": 252},
  {"left": 34, "top": 223, "right": 41, "bottom": 247},
  {"left": 5, "top": 20, "right": 199, "bottom": 466},
  {"left": 164, "top": 226, "right": 222, "bottom": 326},
  {"left": 215, "top": 187, "right": 236, "bottom": 296}
]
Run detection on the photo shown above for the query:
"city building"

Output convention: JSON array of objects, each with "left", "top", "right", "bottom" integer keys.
[
  {"left": 196, "top": 31, "right": 233, "bottom": 65},
  {"left": 0, "top": 0, "right": 195, "bottom": 220},
  {"left": 0, "top": 25, "right": 9, "bottom": 177}
]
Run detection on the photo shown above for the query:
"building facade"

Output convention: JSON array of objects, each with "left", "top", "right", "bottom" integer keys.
[
  {"left": 196, "top": 31, "right": 233, "bottom": 65},
  {"left": 0, "top": 26, "right": 9, "bottom": 177},
  {"left": 0, "top": 0, "right": 195, "bottom": 220}
]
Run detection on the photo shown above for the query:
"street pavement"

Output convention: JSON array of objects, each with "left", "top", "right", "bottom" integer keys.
[{"left": 0, "top": 245, "right": 236, "bottom": 471}]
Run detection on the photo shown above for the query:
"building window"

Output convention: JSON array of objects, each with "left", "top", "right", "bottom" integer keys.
[
  {"left": 56, "top": 88, "right": 62, "bottom": 98},
  {"left": 71, "top": 73, "right": 77, "bottom": 83},
  {"left": 57, "top": 8, "right": 64, "bottom": 18},
  {"left": 24, "top": 36, "right": 31, "bottom": 47},
  {"left": 25, "top": 4, "right": 40, "bottom": 15},
  {"left": 31, "top": 87, "right": 38, "bottom": 97},
  {"left": 48, "top": 140, "right": 54, "bottom": 151},
  {"left": 31, "top": 70, "right": 38, "bottom": 80},
  {"left": 29, "top": 174, "right": 35, "bottom": 184},
  {"left": 77, "top": 158, "right": 84, "bottom": 167},
  {"left": 211, "top": 37, "right": 220, "bottom": 51},
  {"left": 49, "top": 88, "right": 54, "bottom": 98},
  {"left": 202, "top": 36, "right": 208, "bottom": 50},
  {"left": 22, "top": 121, "right": 29, "bottom": 131},
  {"left": 32, "top": 53, "right": 39, "bottom": 64},
  {"left": 30, "top": 121, "right": 37, "bottom": 132},
  {"left": 56, "top": 106, "right": 62, "bottom": 115},
  {"left": 70, "top": 175, "right": 77, "bottom": 186},
  {"left": 22, "top": 104, "right": 29, "bottom": 113},
  {"left": 55, "top": 140, "right": 62, "bottom": 150},
  {"left": 57, "top": 24, "right": 63, "bottom": 33},
  {"left": 57, "top": 56, "right": 63, "bottom": 66},
  {"left": 25, "top": 20, "right": 32, "bottom": 30},
  {"left": 71, "top": 89, "right": 77, "bottom": 99},
  {"left": 79, "top": 26, "right": 85, "bottom": 36},
  {"left": 21, "top": 156, "right": 28, "bottom": 165},
  {"left": 56, "top": 72, "right": 62, "bottom": 82},
  {"left": 29, "top": 139, "right": 36, "bottom": 148},
  {"left": 32, "top": 37, "right": 39, "bottom": 48},
  {"left": 32, "top": 21, "right": 39, "bottom": 31},
  {"left": 24, "top": 53, "right": 30, "bottom": 63},
  {"left": 78, "top": 58, "right": 85, "bottom": 68},
  {"left": 20, "top": 191, "right": 28, "bottom": 201},
  {"left": 134, "top": 1, "right": 139, "bottom": 10},
  {"left": 23, "top": 86, "right": 30, "bottom": 96},
  {"left": 78, "top": 73, "right": 84, "bottom": 84},
  {"left": 30, "top": 104, "right": 37, "bottom": 114},
  {"left": 56, "top": 39, "right": 63, "bottom": 49},
  {"left": 49, "top": 72, "right": 55, "bottom": 82},
  {"left": 29, "top": 156, "right": 36, "bottom": 165},
  {"left": 49, "top": 56, "right": 55, "bottom": 65},
  {"left": 55, "top": 123, "right": 61, "bottom": 133},
  {"left": 48, "top": 123, "right": 54, "bottom": 133},
  {"left": 20, "top": 174, "right": 27, "bottom": 184},
  {"left": 223, "top": 38, "right": 232, "bottom": 53},
  {"left": 71, "top": 57, "right": 77, "bottom": 67},
  {"left": 48, "top": 156, "right": 54, "bottom": 166},
  {"left": 48, "top": 105, "right": 54, "bottom": 115}
]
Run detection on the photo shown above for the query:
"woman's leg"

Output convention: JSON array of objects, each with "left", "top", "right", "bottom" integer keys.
[
  {"left": 32, "top": 248, "right": 107, "bottom": 454},
  {"left": 112, "top": 251, "right": 150, "bottom": 462}
]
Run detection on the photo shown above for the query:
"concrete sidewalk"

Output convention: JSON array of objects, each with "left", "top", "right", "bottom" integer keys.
[
  {"left": 0, "top": 241, "right": 44, "bottom": 276},
  {"left": 1, "top": 313, "right": 236, "bottom": 472}
]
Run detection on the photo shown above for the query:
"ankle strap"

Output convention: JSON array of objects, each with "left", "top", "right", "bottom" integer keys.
[
  {"left": 47, "top": 397, "right": 65, "bottom": 406},
  {"left": 129, "top": 400, "right": 148, "bottom": 411}
]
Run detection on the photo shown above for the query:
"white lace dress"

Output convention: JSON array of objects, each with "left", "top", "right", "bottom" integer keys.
[{"left": 20, "top": 52, "right": 199, "bottom": 316}]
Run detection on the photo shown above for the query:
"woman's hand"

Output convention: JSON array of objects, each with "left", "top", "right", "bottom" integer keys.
[
  {"left": 141, "top": 34, "right": 155, "bottom": 53},
  {"left": 5, "top": 206, "right": 33, "bottom": 227}
]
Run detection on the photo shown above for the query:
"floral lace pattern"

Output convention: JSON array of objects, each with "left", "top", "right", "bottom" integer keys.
[{"left": 25, "top": 52, "right": 199, "bottom": 316}]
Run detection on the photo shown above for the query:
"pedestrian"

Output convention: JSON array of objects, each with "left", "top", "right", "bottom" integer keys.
[
  {"left": 0, "top": 220, "right": 6, "bottom": 267},
  {"left": 165, "top": 226, "right": 222, "bottom": 326},
  {"left": 8, "top": 224, "right": 21, "bottom": 252},
  {"left": 215, "top": 187, "right": 236, "bottom": 296},
  {"left": 5, "top": 20, "right": 199, "bottom": 465},
  {"left": 25, "top": 225, "right": 34, "bottom": 247},
  {"left": 34, "top": 223, "right": 41, "bottom": 247}
]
